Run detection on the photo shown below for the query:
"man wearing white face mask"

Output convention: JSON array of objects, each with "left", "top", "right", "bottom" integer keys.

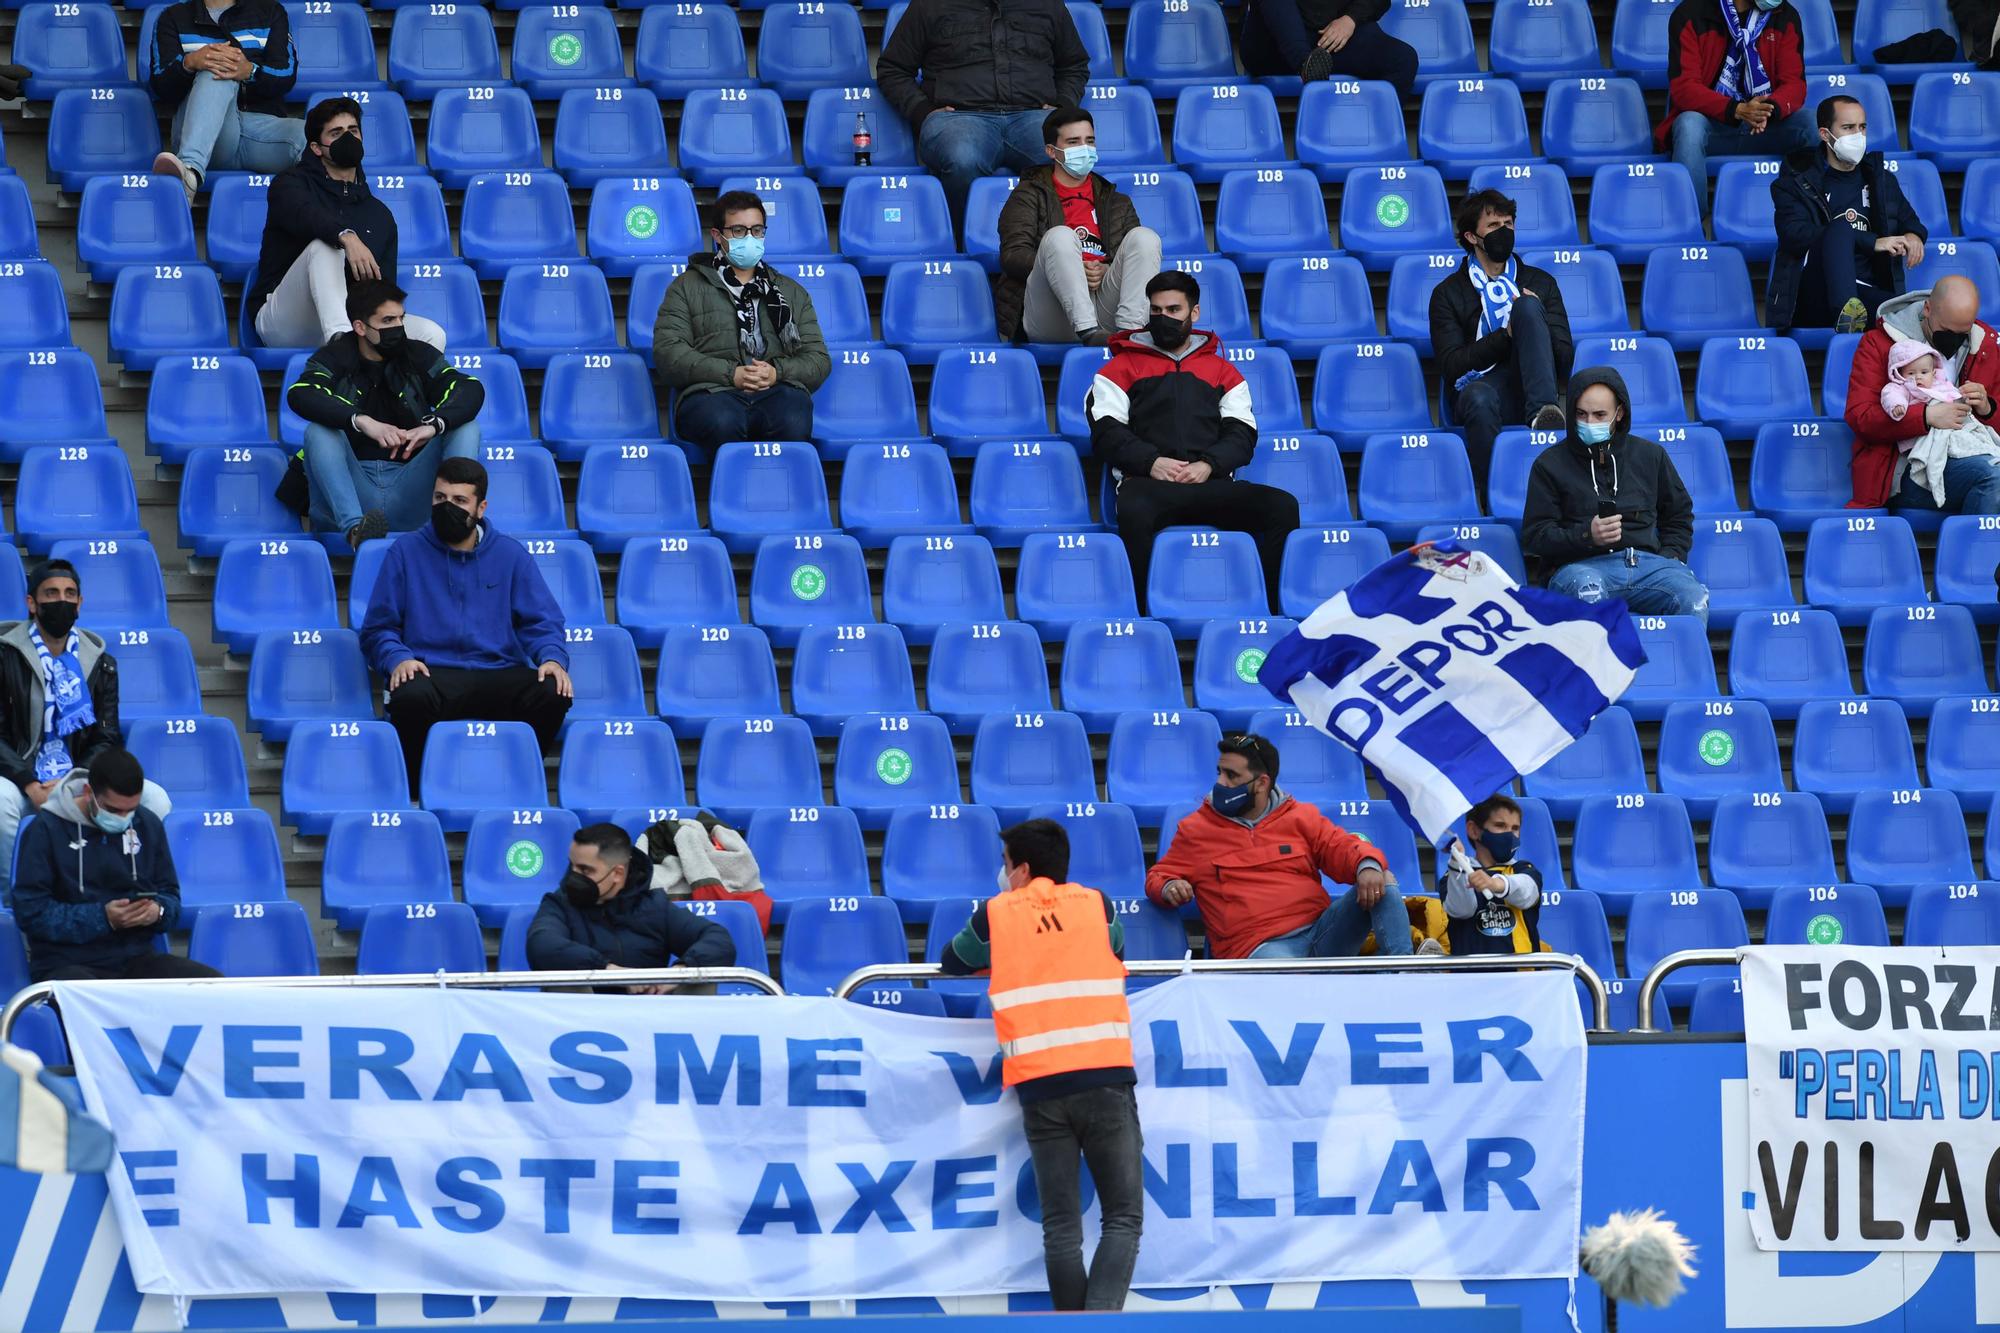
[
  {"left": 1768, "top": 95, "right": 1928, "bottom": 335},
  {"left": 997, "top": 106, "right": 1162, "bottom": 347}
]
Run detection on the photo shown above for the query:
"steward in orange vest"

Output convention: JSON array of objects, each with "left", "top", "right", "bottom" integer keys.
[{"left": 938, "top": 817, "right": 1144, "bottom": 1311}]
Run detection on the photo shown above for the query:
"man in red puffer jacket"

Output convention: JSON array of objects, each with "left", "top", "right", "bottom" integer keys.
[{"left": 1655, "top": 0, "right": 1815, "bottom": 215}]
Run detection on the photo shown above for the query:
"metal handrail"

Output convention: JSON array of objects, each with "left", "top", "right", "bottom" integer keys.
[
  {"left": 836, "top": 953, "right": 1616, "bottom": 1033},
  {"left": 0, "top": 966, "right": 787, "bottom": 1043},
  {"left": 1633, "top": 947, "right": 1746, "bottom": 1033}
]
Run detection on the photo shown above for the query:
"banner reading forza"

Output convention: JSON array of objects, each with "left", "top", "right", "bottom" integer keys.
[{"left": 1745, "top": 944, "right": 2000, "bottom": 1251}]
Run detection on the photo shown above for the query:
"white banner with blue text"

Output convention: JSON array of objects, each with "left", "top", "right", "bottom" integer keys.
[
  {"left": 1745, "top": 944, "right": 2000, "bottom": 1250},
  {"left": 56, "top": 972, "right": 1585, "bottom": 1300}
]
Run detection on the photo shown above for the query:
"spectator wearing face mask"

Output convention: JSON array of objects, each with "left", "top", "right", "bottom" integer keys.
[
  {"left": 1439, "top": 794, "right": 1543, "bottom": 956},
  {"left": 1767, "top": 95, "right": 1927, "bottom": 335},
  {"left": 250, "top": 97, "right": 447, "bottom": 354},
  {"left": 526, "top": 823, "right": 736, "bottom": 993},
  {"left": 1087, "top": 271, "right": 1299, "bottom": 613},
  {"left": 654, "top": 191, "right": 831, "bottom": 453},
  {"left": 0, "top": 563, "right": 171, "bottom": 898},
  {"left": 286, "top": 280, "right": 484, "bottom": 552}
]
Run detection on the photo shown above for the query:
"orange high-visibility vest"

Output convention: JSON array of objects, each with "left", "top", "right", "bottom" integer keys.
[{"left": 987, "top": 878, "right": 1133, "bottom": 1087}]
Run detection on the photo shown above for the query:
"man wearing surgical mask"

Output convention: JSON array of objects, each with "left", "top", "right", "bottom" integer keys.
[
  {"left": 1846, "top": 274, "right": 2000, "bottom": 513},
  {"left": 13, "top": 749, "right": 218, "bottom": 983},
  {"left": 997, "top": 106, "right": 1162, "bottom": 347},
  {"left": 1440, "top": 795, "right": 1543, "bottom": 957},
  {"left": 653, "top": 191, "right": 831, "bottom": 453},
  {"left": 526, "top": 823, "right": 735, "bottom": 993},
  {"left": 1767, "top": 95, "right": 1927, "bottom": 336}
]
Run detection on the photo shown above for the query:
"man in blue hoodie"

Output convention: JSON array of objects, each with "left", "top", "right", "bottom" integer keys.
[
  {"left": 13, "top": 749, "right": 220, "bottom": 983},
  {"left": 360, "top": 456, "right": 573, "bottom": 790}
]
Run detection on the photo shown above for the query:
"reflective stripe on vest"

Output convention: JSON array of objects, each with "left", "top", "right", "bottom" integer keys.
[{"left": 987, "top": 878, "right": 1133, "bottom": 1087}]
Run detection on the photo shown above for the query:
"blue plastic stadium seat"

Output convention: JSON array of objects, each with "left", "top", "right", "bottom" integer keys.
[
  {"left": 1146, "top": 530, "right": 1267, "bottom": 638},
  {"left": 282, "top": 2, "right": 380, "bottom": 99},
  {"left": 1295, "top": 78, "right": 1410, "bottom": 180},
  {"left": 812, "top": 348, "right": 922, "bottom": 460},
  {"left": 1522, "top": 706, "right": 1646, "bottom": 821},
  {"left": 539, "top": 352, "right": 668, "bottom": 462},
  {"left": 614, "top": 534, "right": 740, "bottom": 648},
  {"left": 960, "top": 174, "right": 1020, "bottom": 274},
  {"left": 460, "top": 806, "right": 578, "bottom": 926},
  {"left": 928, "top": 348, "right": 1047, "bottom": 453},
  {"left": 707, "top": 440, "right": 833, "bottom": 555},
  {"left": 1687, "top": 516, "right": 1794, "bottom": 624},
  {"left": 557, "top": 718, "right": 682, "bottom": 823},
  {"left": 1113, "top": 171, "right": 1206, "bottom": 259},
  {"left": 779, "top": 896, "right": 905, "bottom": 995},
  {"left": 1750, "top": 420, "right": 1867, "bottom": 531},
  {"left": 1213, "top": 168, "right": 1331, "bottom": 272},
  {"left": 1029, "top": 802, "right": 1149, "bottom": 902},
  {"left": 1863, "top": 603, "right": 1988, "bottom": 713},
  {"left": 0, "top": 261, "right": 71, "bottom": 351},
  {"left": 1937, "top": 515, "right": 2000, "bottom": 622},
  {"left": 553, "top": 87, "right": 672, "bottom": 187},
  {"left": 801, "top": 86, "right": 916, "bottom": 185},
  {"left": 880, "top": 260, "right": 997, "bottom": 363},
  {"left": 16, "top": 4, "right": 128, "bottom": 97},
  {"left": 1821, "top": 338, "right": 1861, "bottom": 418},
  {"left": 832, "top": 712, "right": 960, "bottom": 829},
  {"left": 45, "top": 88, "right": 160, "bottom": 191},
  {"left": 1586, "top": 163, "right": 1705, "bottom": 266},
  {"left": 1123, "top": 0, "right": 1234, "bottom": 87},
  {"left": 653, "top": 623, "right": 781, "bottom": 737},
  {"left": 510, "top": 8, "right": 626, "bottom": 100},
  {"left": 1233, "top": 708, "right": 1362, "bottom": 807},
  {"left": 1170, "top": 83, "right": 1296, "bottom": 183},
  {"left": 1413, "top": 522, "right": 1526, "bottom": 583},
  {"left": 1321, "top": 799, "right": 1429, "bottom": 898},
  {"left": 1379, "top": 0, "right": 1478, "bottom": 85},
  {"left": 1314, "top": 347, "right": 1433, "bottom": 449},
  {"left": 1572, "top": 335, "right": 1686, "bottom": 422},
  {"left": 1909, "top": 241, "right": 2000, "bottom": 325},
  {"left": 1278, "top": 524, "right": 1392, "bottom": 620},
  {"left": 1067, "top": 84, "right": 1155, "bottom": 169},
  {"left": 1793, "top": 697, "right": 1919, "bottom": 813},
  {"left": 677, "top": 87, "right": 791, "bottom": 187},
  {"left": 1640, "top": 247, "right": 1762, "bottom": 352},
  {"left": 1538, "top": 886, "right": 1619, "bottom": 988},
  {"left": 1805, "top": 72, "right": 1902, "bottom": 153},
  {"left": 1926, "top": 695, "right": 2000, "bottom": 800},
  {"left": 1801, "top": 514, "right": 1926, "bottom": 625},
  {"left": 757, "top": 1, "right": 869, "bottom": 100},
  {"left": 1726, "top": 608, "right": 1851, "bottom": 719},
  {"left": 1237, "top": 432, "right": 1351, "bottom": 525},
  {"left": 634, "top": 3, "right": 751, "bottom": 99},
  {"left": 388, "top": 4, "right": 502, "bottom": 100},
  {"left": 477, "top": 443, "right": 569, "bottom": 540},
  {"left": 210, "top": 538, "right": 337, "bottom": 653},
  {"left": 496, "top": 905, "right": 535, "bottom": 972},
  {"left": 1686, "top": 978, "right": 1745, "bottom": 1032},
  {"left": 1356, "top": 431, "right": 1478, "bottom": 540},
  {"left": 1106, "top": 709, "right": 1222, "bottom": 826},
  {"left": 457, "top": 171, "right": 577, "bottom": 280},
  {"left": 969, "top": 711, "right": 1096, "bottom": 823},
  {"left": 1055, "top": 617, "right": 1178, "bottom": 733},
  {"left": 1488, "top": 0, "right": 1601, "bottom": 90},
  {"left": 1017, "top": 534, "right": 1139, "bottom": 641},
  {"left": 1465, "top": 164, "right": 1580, "bottom": 250},
  {"left": 837, "top": 174, "right": 956, "bottom": 276},
  {"left": 1765, "top": 882, "right": 1890, "bottom": 947},
  {"left": 1383, "top": 252, "right": 1459, "bottom": 356},
  {"left": 1619, "top": 889, "right": 1745, "bottom": 1002},
  {"left": 573, "top": 442, "right": 696, "bottom": 554},
  {"left": 0, "top": 177, "right": 33, "bottom": 259},
  {"left": 1710, "top": 161, "right": 1787, "bottom": 262},
  {"left": 968, "top": 439, "right": 1092, "bottom": 546},
  {"left": 1961, "top": 158, "right": 2000, "bottom": 244},
  {"left": 114, "top": 626, "right": 202, "bottom": 721},
  {"left": 1211, "top": 344, "right": 1298, "bottom": 432},
  {"left": 1247, "top": 256, "right": 1369, "bottom": 359},
  {"left": 1622, "top": 615, "right": 1720, "bottom": 721},
  {"left": 304, "top": 90, "right": 421, "bottom": 172},
  {"left": 75, "top": 175, "right": 195, "bottom": 284},
  {"left": 15, "top": 445, "right": 142, "bottom": 554},
  {"left": 357, "top": 902, "right": 486, "bottom": 975},
  {"left": 926, "top": 621, "right": 1051, "bottom": 734},
  {"left": 46, "top": 538, "right": 168, "bottom": 628},
  {"left": 1846, "top": 787, "right": 1975, "bottom": 907},
  {"left": 1881, "top": 155, "right": 1953, "bottom": 238},
  {"left": 1191, "top": 618, "right": 1297, "bottom": 729},
  {"left": 419, "top": 720, "right": 549, "bottom": 832},
  {"left": 397, "top": 260, "right": 490, "bottom": 350},
  {"left": 745, "top": 804, "right": 871, "bottom": 921},
  {"left": 362, "top": 174, "right": 452, "bottom": 264},
  {"left": 1416, "top": 77, "right": 1533, "bottom": 177},
  {"left": 1694, "top": 335, "right": 1814, "bottom": 438},
  {"left": 246, "top": 628, "right": 371, "bottom": 743},
  {"left": 1055, "top": 345, "right": 1112, "bottom": 444},
  {"left": 561, "top": 623, "right": 647, "bottom": 725},
  {"left": 748, "top": 532, "right": 873, "bottom": 648},
  {"left": 584, "top": 177, "right": 702, "bottom": 278},
  {"left": 790, "top": 622, "right": 917, "bottom": 735},
  {"left": 879, "top": 534, "right": 1002, "bottom": 644},
  {"left": 282, "top": 719, "right": 411, "bottom": 836},
  {"left": 881, "top": 803, "right": 1002, "bottom": 917},
  {"left": 496, "top": 262, "right": 616, "bottom": 368},
  {"left": 166, "top": 808, "right": 286, "bottom": 912},
  {"left": 1338, "top": 165, "right": 1455, "bottom": 270},
  {"left": 1525, "top": 249, "right": 1631, "bottom": 339},
  {"left": 1856, "top": 0, "right": 1966, "bottom": 82},
  {"left": 1707, "top": 792, "right": 1838, "bottom": 910},
  {"left": 175, "top": 447, "right": 295, "bottom": 558},
  {"left": 126, "top": 716, "right": 251, "bottom": 813},
  {"left": 1908, "top": 881, "right": 2000, "bottom": 944},
  {"left": 189, "top": 900, "right": 319, "bottom": 977}
]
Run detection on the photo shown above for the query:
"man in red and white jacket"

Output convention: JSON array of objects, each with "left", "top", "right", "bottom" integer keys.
[
  {"left": 1087, "top": 271, "right": 1299, "bottom": 613},
  {"left": 1656, "top": 0, "right": 1815, "bottom": 215}
]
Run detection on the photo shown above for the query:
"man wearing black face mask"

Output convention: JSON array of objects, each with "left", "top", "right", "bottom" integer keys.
[
  {"left": 0, "top": 563, "right": 171, "bottom": 898},
  {"left": 250, "top": 97, "right": 447, "bottom": 353},
  {"left": 526, "top": 823, "right": 735, "bottom": 991},
  {"left": 1440, "top": 794, "right": 1543, "bottom": 957},
  {"left": 1846, "top": 274, "right": 2000, "bottom": 513},
  {"left": 287, "top": 281, "right": 485, "bottom": 551},
  {"left": 1088, "top": 271, "right": 1299, "bottom": 613},
  {"left": 1430, "top": 188, "right": 1574, "bottom": 490}
]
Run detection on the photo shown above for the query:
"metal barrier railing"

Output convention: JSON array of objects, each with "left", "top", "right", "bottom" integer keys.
[
  {"left": 0, "top": 966, "right": 787, "bottom": 1044},
  {"left": 1633, "top": 948, "right": 1745, "bottom": 1034},
  {"left": 836, "top": 953, "right": 1616, "bottom": 1033}
]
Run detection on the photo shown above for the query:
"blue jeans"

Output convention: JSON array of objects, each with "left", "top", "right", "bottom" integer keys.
[
  {"left": 918, "top": 109, "right": 1049, "bottom": 231},
  {"left": 1894, "top": 454, "right": 2000, "bottom": 515},
  {"left": 1451, "top": 293, "right": 1562, "bottom": 486},
  {"left": 1248, "top": 882, "right": 1414, "bottom": 959},
  {"left": 1547, "top": 551, "right": 1710, "bottom": 623},
  {"left": 171, "top": 72, "right": 307, "bottom": 179},
  {"left": 672, "top": 384, "right": 815, "bottom": 451},
  {"left": 1669, "top": 109, "right": 1817, "bottom": 214},
  {"left": 304, "top": 422, "right": 483, "bottom": 540}
]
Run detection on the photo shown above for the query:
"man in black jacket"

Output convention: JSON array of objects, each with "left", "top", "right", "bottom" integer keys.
[
  {"left": 1768, "top": 95, "right": 1928, "bottom": 335},
  {"left": 1522, "top": 367, "right": 1708, "bottom": 622},
  {"left": 877, "top": 0, "right": 1090, "bottom": 229},
  {"left": 288, "top": 280, "right": 484, "bottom": 552},
  {"left": 527, "top": 823, "right": 736, "bottom": 991},
  {"left": 0, "top": 563, "right": 170, "bottom": 898},
  {"left": 1088, "top": 272, "right": 1299, "bottom": 613},
  {"left": 147, "top": 0, "right": 304, "bottom": 202},
  {"left": 251, "top": 98, "right": 446, "bottom": 353},
  {"left": 1431, "top": 188, "right": 1574, "bottom": 490},
  {"left": 1240, "top": 0, "right": 1419, "bottom": 95}
]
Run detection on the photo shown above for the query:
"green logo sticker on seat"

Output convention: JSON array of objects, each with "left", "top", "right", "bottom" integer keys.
[
  {"left": 1234, "top": 648, "right": 1267, "bottom": 683},
  {"left": 1375, "top": 193, "right": 1410, "bottom": 228},
  {"left": 505, "top": 840, "right": 544, "bottom": 878},
  {"left": 624, "top": 205, "right": 659, "bottom": 240},
  {"left": 790, "top": 563, "right": 826, "bottom": 600},
  {"left": 548, "top": 33, "right": 583, "bottom": 67},
  {"left": 1806, "top": 913, "right": 1844, "bottom": 946},
  {"left": 1697, "top": 729, "right": 1735, "bottom": 767},
  {"left": 875, "top": 747, "right": 912, "bottom": 785}
]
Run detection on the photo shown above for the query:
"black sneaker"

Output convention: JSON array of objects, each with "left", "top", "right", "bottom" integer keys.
[
  {"left": 347, "top": 510, "right": 389, "bottom": 551},
  {"left": 1077, "top": 327, "right": 1109, "bottom": 347},
  {"left": 1300, "top": 47, "right": 1335, "bottom": 82},
  {"left": 1531, "top": 403, "right": 1567, "bottom": 432}
]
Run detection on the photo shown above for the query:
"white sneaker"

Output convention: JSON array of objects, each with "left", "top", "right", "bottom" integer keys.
[
  {"left": 152, "top": 151, "right": 198, "bottom": 204},
  {"left": 1416, "top": 938, "right": 1447, "bottom": 956}
]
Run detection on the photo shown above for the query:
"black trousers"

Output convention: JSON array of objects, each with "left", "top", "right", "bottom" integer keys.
[
  {"left": 1024, "top": 1083, "right": 1145, "bottom": 1311},
  {"left": 385, "top": 665, "right": 571, "bottom": 792},
  {"left": 1115, "top": 476, "right": 1300, "bottom": 615},
  {"left": 45, "top": 953, "right": 222, "bottom": 982},
  {"left": 1239, "top": 3, "right": 1420, "bottom": 96}
]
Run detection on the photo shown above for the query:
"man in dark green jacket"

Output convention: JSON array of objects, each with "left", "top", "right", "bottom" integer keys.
[
  {"left": 998, "top": 106, "right": 1160, "bottom": 346},
  {"left": 652, "top": 191, "right": 832, "bottom": 453}
]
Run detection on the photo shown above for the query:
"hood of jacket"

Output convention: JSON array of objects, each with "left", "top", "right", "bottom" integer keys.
[
  {"left": 1106, "top": 327, "right": 1219, "bottom": 364},
  {"left": 42, "top": 768, "right": 97, "bottom": 830},
  {"left": 1562, "top": 365, "right": 1635, "bottom": 455}
]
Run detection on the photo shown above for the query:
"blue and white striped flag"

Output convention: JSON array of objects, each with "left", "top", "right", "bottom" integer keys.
[
  {"left": 1257, "top": 542, "right": 1647, "bottom": 845},
  {"left": 0, "top": 1041, "right": 114, "bottom": 1175}
]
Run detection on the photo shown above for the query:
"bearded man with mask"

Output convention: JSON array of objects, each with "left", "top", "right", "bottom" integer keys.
[
  {"left": 1088, "top": 271, "right": 1298, "bottom": 613},
  {"left": 1145, "top": 734, "right": 1407, "bottom": 960},
  {"left": 653, "top": 190, "right": 830, "bottom": 454},
  {"left": 287, "top": 281, "right": 484, "bottom": 551},
  {"left": 1430, "top": 188, "right": 1574, "bottom": 491},
  {"left": 360, "top": 456, "right": 572, "bottom": 791},
  {"left": 0, "top": 563, "right": 171, "bottom": 897},
  {"left": 526, "top": 823, "right": 735, "bottom": 990}
]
